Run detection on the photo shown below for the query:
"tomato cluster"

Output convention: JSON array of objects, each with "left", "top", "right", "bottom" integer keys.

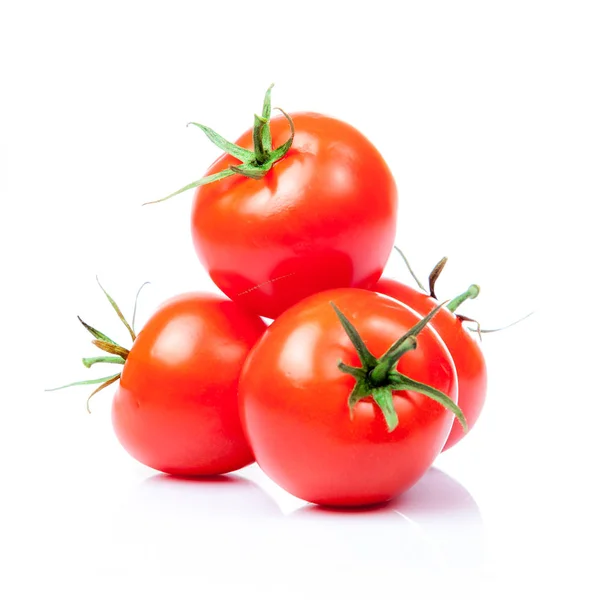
[{"left": 51, "top": 87, "right": 496, "bottom": 507}]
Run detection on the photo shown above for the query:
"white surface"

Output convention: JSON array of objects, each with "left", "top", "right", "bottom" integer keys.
[{"left": 1, "top": 1, "right": 599, "bottom": 598}]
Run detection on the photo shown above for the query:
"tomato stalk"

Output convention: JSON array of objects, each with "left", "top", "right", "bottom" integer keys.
[
  {"left": 146, "top": 85, "right": 295, "bottom": 205},
  {"left": 446, "top": 284, "right": 480, "bottom": 312},
  {"left": 332, "top": 302, "right": 467, "bottom": 433},
  {"left": 46, "top": 279, "right": 148, "bottom": 412}
]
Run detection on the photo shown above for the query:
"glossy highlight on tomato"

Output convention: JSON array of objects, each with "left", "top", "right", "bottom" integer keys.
[
  {"left": 374, "top": 278, "right": 487, "bottom": 451},
  {"left": 239, "top": 288, "right": 459, "bottom": 507},
  {"left": 112, "top": 292, "right": 266, "bottom": 476},
  {"left": 191, "top": 112, "right": 397, "bottom": 319}
]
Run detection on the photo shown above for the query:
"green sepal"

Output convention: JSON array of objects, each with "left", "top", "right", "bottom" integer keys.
[
  {"left": 45, "top": 373, "right": 121, "bottom": 393},
  {"left": 337, "top": 362, "right": 367, "bottom": 379},
  {"left": 145, "top": 169, "right": 237, "bottom": 205},
  {"left": 96, "top": 276, "right": 136, "bottom": 342},
  {"left": 371, "top": 387, "right": 399, "bottom": 432},
  {"left": 378, "top": 301, "right": 447, "bottom": 368},
  {"left": 389, "top": 372, "right": 467, "bottom": 431},
  {"left": 92, "top": 339, "right": 129, "bottom": 360},
  {"left": 187, "top": 121, "right": 254, "bottom": 163},
  {"left": 268, "top": 108, "right": 295, "bottom": 161},
  {"left": 333, "top": 301, "right": 465, "bottom": 434},
  {"left": 147, "top": 86, "right": 294, "bottom": 206},
  {"left": 77, "top": 316, "right": 117, "bottom": 346},
  {"left": 348, "top": 377, "right": 374, "bottom": 414},
  {"left": 331, "top": 303, "right": 378, "bottom": 370},
  {"left": 253, "top": 114, "right": 269, "bottom": 164},
  {"left": 261, "top": 84, "right": 274, "bottom": 150},
  {"left": 230, "top": 164, "right": 267, "bottom": 180}
]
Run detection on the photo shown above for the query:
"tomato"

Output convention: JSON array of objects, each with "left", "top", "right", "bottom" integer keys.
[
  {"left": 192, "top": 112, "right": 397, "bottom": 318},
  {"left": 238, "top": 288, "right": 461, "bottom": 507},
  {"left": 373, "top": 278, "right": 487, "bottom": 451},
  {"left": 153, "top": 87, "right": 397, "bottom": 319},
  {"left": 112, "top": 293, "right": 266, "bottom": 475},
  {"left": 49, "top": 287, "right": 267, "bottom": 476}
]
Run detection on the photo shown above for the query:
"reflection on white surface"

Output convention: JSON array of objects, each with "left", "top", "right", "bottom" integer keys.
[
  {"left": 102, "top": 466, "right": 485, "bottom": 597},
  {"left": 107, "top": 473, "right": 281, "bottom": 577},
  {"left": 275, "top": 467, "right": 484, "bottom": 574}
]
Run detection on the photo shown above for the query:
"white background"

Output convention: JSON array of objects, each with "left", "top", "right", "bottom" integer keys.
[{"left": 1, "top": 1, "right": 599, "bottom": 598}]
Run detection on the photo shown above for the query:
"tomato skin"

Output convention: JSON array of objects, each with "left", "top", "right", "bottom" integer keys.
[
  {"left": 112, "top": 293, "right": 266, "bottom": 476},
  {"left": 373, "top": 278, "right": 487, "bottom": 451},
  {"left": 191, "top": 113, "right": 397, "bottom": 319},
  {"left": 238, "top": 288, "right": 458, "bottom": 507}
]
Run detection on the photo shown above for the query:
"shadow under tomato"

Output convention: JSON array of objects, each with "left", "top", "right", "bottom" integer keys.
[
  {"left": 280, "top": 467, "right": 485, "bottom": 573},
  {"left": 105, "top": 469, "right": 283, "bottom": 577}
]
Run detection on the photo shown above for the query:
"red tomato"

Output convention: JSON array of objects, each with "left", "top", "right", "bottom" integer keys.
[
  {"left": 373, "top": 278, "right": 487, "bottom": 451},
  {"left": 111, "top": 293, "right": 266, "bottom": 475},
  {"left": 238, "top": 288, "right": 460, "bottom": 507},
  {"left": 191, "top": 112, "right": 397, "bottom": 319}
]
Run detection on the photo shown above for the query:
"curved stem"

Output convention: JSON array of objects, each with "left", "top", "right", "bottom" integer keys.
[
  {"left": 394, "top": 246, "right": 426, "bottom": 292},
  {"left": 86, "top": 373, "right": 121, "bottom": 414},
  {"left": 446, "top": 284, "right": 480, "bottom": 313},
  {"left": 132, "top": 281, "right": 151, "bottom": 335},
  {"left": 270, "top": 108, "right": 295, "bottom": 159},
  {"left": 428, "top": 257, "right": 448, "bottom": 299},
  {"left": 467, "top": 310, "right": 535, "bottom": 334}
]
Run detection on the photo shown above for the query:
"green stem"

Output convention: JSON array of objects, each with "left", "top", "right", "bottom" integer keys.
[
  {"left": 82, "top": 356, "right": 126, "bottom": 368},
  {"left": 147, "top": 86, "right": 294, "bottom": 205},
  {"left": 446, "top": 284, "right": 480, "bottom": 313},
  {"left": 252, "top": 114, "right": 269, "bottom": 164},
  {"left": 369, "top": 336, "right": 416, "bottom": 385},
  {"left": 333, "top": 303, "right": 465, "bottom": 433}
]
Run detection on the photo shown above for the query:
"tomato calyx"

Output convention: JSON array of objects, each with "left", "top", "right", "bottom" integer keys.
[
  {"left": 46, "top": 279, "right": 149, "bottom": 412},
  {"left": 395, "top": 247, "right": 536, "bottom": 337},
  {"left": 331, "top": 302, "right": 467, "bottom": 433},
  {"left": 146, "top": 84, "right": 295, "bottom": 205}
]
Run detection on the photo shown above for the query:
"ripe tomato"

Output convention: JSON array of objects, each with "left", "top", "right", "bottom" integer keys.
[
  {"left": 238, "top": 288, "right": 461, "bottom": 507},
  {"left": 187, "top": 107, "right": 397, "bottom": 319},
  {"left": 112, "top": 293, "right": 266, "bottom": 475},
  {"left": 373, "top": 278, "right": 487, "bottom": 451}
]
